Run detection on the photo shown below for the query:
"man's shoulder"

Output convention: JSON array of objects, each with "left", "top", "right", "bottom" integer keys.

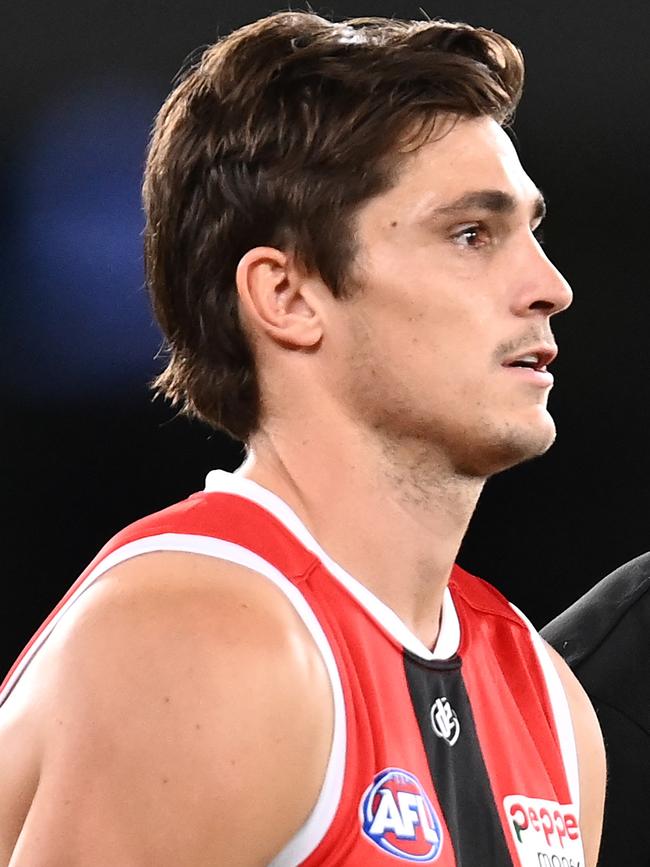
[
  {"left": 541, "top": 552, "right": 650, "bottom": 667},
  {"left": 541, "top": 553, "right": 650, "bottom": 730},
  {"left": 1, "top": 551, "right": 334, "bottom": 865},
  {"left": 46, "top": 550, "right": 329, "bottom": 714},
  {"left": 93, "top": 483, "right": 312, "bottom": 579}
]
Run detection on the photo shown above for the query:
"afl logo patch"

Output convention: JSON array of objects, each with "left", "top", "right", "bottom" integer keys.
[{"left": 360, "top": 768, "right": 443, "bottom": 862}]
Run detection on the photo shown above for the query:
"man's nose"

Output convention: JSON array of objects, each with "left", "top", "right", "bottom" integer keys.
[{"left": 513, "top": 239, "right": 573, "bottom": 317}]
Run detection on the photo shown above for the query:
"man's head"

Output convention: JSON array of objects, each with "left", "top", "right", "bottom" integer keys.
[
  {"left": 312, "top": 115, "right": 571, "bottom": 478},
  {"left": 144, "top": 12, "right": 536, "bottom": 459}
]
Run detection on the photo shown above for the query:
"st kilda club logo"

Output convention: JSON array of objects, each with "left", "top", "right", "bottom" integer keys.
[
  {"left": 430, "top": 697, "right": 460, "bottom": 746},
  {"left": 359, "top": 768, "right": 443, "bottom": 862}
]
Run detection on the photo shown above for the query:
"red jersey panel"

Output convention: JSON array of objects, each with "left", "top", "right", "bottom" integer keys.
[{"left": 0, "top": 471, "right": 584, "bottom": 867}]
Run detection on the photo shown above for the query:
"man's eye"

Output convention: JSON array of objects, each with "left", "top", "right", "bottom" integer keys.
[{"left": 453, "top": 224, "right": 489, "bottom": 248}]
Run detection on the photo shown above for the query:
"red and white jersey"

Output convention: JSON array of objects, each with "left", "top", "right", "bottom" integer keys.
[{"left": 1, "top": 471, "right": 584, "bottom": 866}]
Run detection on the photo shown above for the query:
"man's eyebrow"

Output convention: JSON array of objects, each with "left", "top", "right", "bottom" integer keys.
[{"left": 425, "top": 189, "right": 547, "bottom": 220}]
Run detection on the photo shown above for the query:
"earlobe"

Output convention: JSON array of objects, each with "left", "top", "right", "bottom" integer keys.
[{"left": 236, "top": 246, "right": 323, "bottom": 349}]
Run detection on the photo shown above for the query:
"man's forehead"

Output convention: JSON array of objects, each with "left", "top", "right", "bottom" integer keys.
[{"left": 384, "top": 117, "right": 542, "bottom": 218}]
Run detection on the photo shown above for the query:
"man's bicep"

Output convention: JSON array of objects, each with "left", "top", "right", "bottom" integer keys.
[
  {"left": 9, "top": 553, "right": 331, "bottom": 866},
  {"left": 12, "top": 712, "right": 276, "bottom": 867}
]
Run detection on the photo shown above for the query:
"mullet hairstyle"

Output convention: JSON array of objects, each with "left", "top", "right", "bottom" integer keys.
[{"left": 143, "top": 11, "right": 524, "bottom": 440}]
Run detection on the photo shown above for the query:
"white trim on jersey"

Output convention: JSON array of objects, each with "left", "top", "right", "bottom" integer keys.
[
  {"left": 1, "top": 533, "right": 347, "bottom": 867},
  {"left": 509, "top": 602, "right": 581, "bottom": 813},
  {"left": 204, "top": 469, "right": 461, "bottom": 661}
]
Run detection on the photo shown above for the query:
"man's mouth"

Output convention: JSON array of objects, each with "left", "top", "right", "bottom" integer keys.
[{"left": 503, "top": 345, "right": 558, "bottom": 373}]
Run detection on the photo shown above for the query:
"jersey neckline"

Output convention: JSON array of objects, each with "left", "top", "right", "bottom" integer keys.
[{"left": 204, "top": 469, "right": 461, "bottom": 661}]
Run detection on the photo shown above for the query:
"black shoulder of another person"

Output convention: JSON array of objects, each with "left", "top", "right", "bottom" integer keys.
[
  {"left": 541, "top": 552, "right": 650, "bottom": 729},
  {"left": 542, "top": 557, "right": 650, "bottom": 866}
]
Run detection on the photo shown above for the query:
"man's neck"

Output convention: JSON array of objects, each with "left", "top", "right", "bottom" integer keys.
[{"left": 243, "top": 419, "right": 484, "bottom": 650}]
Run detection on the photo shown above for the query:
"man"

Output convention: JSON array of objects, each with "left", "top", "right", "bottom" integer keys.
[
  {"left": 543, "top": 554, "right": 650, "bottom": 866},
  {"left": 0, "top": 12, "right": 605, "bottom": 866}
]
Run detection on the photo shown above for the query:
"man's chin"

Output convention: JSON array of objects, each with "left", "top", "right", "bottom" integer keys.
[
  {"left": 499, "top": 420, "right": 556, "bottom": 470},
  {"left": 456, "top": 418, "right": 557, "bottom": 478}
]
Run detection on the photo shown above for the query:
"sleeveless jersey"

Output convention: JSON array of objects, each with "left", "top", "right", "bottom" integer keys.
[{"left": 0, "top": 471, "right": 584, "bottom": 867}]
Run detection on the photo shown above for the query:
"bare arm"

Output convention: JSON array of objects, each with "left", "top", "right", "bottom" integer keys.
[
  {"left": 544, "top": 641, "right": 606, "bottom": 867},
  {"left": 8, "top": 552, "right": 333, "bottom": 867}
]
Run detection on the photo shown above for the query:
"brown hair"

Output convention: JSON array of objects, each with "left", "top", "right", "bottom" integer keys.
[{"left": 143, "top": 11, "right": 524, "bottom": 440}]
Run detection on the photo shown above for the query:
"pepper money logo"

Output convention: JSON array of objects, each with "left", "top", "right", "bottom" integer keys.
[
  {"left": 504, "top": 795, "right": 584, "bottom": 867},
  {"left": 360, "top": 768, "right": 443, "bottom": 862}
]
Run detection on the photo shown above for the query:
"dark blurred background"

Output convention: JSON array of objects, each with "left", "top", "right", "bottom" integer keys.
[{"left": 3, "top": 0, "right": 650, "bottom": 670}]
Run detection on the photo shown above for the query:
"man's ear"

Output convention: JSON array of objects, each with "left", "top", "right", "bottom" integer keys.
[{"left": 236, "top": 247, "right": 323, "bottom": 349}]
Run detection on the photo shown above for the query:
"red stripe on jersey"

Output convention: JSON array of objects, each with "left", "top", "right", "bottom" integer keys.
[
  {"left": 452, "top": 569, "right": 572, "bottom": 864},
  {"left": 453, "top": 568, "right": 571, "bottom": 800}
]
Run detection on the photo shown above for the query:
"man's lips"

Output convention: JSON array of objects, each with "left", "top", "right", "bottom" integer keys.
[
  {"left": 501, "top": 344, "right": 558, "bottom": 386},
  {"left": 501, "top": 344, "right": 558, "bottom": 372}
]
